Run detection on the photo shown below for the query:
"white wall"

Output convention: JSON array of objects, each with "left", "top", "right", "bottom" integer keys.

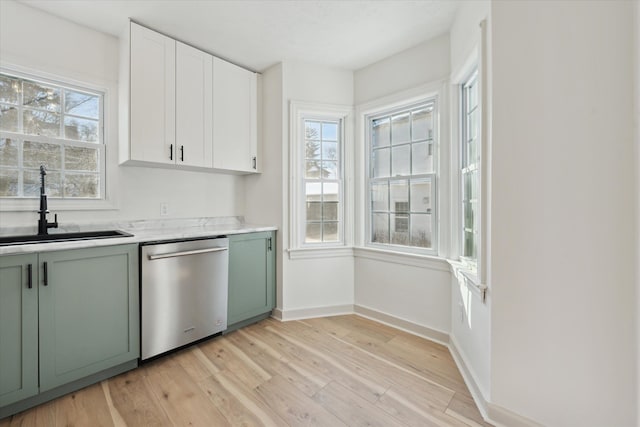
[
  {"left": 0, "top": 1, "right": 244, "bottom": 228},
  {"left": 490, "top": 2, "right": 637, "bottom": 425},
  {"left": 353, "top": 34, "right": 452, "bottom": 337},
  {"left": 448, "top": 0, "right": 492, "bottom": 405},
  {"left": 356, "top": 257, "right": 451, "bottom": 335},
  {"left": 245, "top": 63, "right": 285, "bottom": 308},
  {"left": 354, "top": 34, "right": 450, "bottom": 105},
  {"left": 245, "top": 61, "right": 357, "bottom": 316}
]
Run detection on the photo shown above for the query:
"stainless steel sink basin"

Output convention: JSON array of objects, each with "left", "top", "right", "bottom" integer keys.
[{"left": 0, "top": 230, "right": 133, "bottom": 246}]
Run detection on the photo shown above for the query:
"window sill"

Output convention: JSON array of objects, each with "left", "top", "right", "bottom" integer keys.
[
  {"left": 0, "top": 198, "right": 118, "bottom": 212},
  {"left": 447, "top": 259, "right": 488, "bottom": 302},
  {"left": 353, "top": 246, "right": 449, "bottom": 271},
  {"left": 287, "top": 246, "right": 354, "bottom": 260}
]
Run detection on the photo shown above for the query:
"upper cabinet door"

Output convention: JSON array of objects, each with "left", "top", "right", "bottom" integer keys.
[
  {"left": 130, "top": 23, "right": 176, "bottom": 164},
  {"left": 213, "top": 57, "right": 258, "bottom": 173},
  {"left": 176, "top": 42, "right": 213, "bottom": 168}
]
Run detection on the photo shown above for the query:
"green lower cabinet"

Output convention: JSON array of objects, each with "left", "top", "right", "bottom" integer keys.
[
  {"left": 227, "top": 231, "right": 275, "bottom": 330},
  {"left": 0, "top": 244, "right": 139, "bottom": 413},
  {"left": 0, "top": 254, "right": 39, "bottom": 407},
  {"left": 38, "top": 245, "right": 139, "bottom": 392}
]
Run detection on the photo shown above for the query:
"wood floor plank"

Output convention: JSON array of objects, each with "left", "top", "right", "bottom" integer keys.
[
  {"left": 326, "top": 314, "right": 401, "bottom": 342},
  {"left": 445, "top": 392, "right": 493, "bottom": 427},
  {"left": 172, "top": 345, "right": 221, "bottom": 382},
  {"left": 387, "top": 334, "right": 467, "bottom": 382},
  {"left": 106, "top": 368, "right": 172, "bottom": 426},
  {"left": 53, "top": 382, "right": 115, "bottom": 427},
  {"left": 277, "top": 321, "right": 442, "bottom": 406},
  {"left": 264, "top": 324, "right": 390, "bottom": 403},
  {"left": 1, "top": 400, "right": 55, "bottom": 427},
  {"left": 0, "top": 314, "right": 490, "bottom": 427},
  {"left": 197, "top": 370, "right": 286, "bottom": 427},
  {"left": 255, "top": 374, "right": 349, "bottom": 426},
  {"left": 341, "top": 327, "right": 470, "bottom": 395},
  {"left": 143, "top": 355, "right": 231, "bottom": 426},
  {"left": 377, "top": 386, "right": 471, "bottom": 427},
  {"left": 198, "top": 333, "right": 271, "bottom": 389},
  {"left": 298, "top": 316, "right": 353, "bottom": 338},
  {"left": 313, "top": 381, "right": 406, "bottom": 427},
  {"left": 227, "top": 329, "right": 328, "bottom": 397}
]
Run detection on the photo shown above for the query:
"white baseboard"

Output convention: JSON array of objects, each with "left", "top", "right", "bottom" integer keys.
[
  {"left": 353, "top": 304, "right": 449, "bottom": 346},
  {"left": 448, "top": 337, "right": 491, "bottom": 419},
  {"left": 273, "top": 304, "right": 354, "bottom": 321}
]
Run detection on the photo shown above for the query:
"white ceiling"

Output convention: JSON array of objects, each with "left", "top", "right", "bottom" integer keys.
[{"left": 17, "top": 0, "right": 460, "bottom": 72}]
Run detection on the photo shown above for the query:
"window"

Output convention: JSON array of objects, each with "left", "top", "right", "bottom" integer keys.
[
  {"left": 368, "top": 100, "right": 437, "bottom": 253},
  {"left": 303, "top": 119, "right": 342, "bottom": 244},
  {"left": 290, "top": 102, "right": 351, "bottom": 253},
  {"left": 0, "top": 71, "right": 104, "bottom": 199},
  {"left": 460, "top": 69, "right": 479, "bottom": 266}
]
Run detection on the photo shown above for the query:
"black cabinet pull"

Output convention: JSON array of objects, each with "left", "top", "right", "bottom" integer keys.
[
  {"left": 169, "top": 144, "right": 173, "bottom": 160},
  {"left": 27, "top": 264, "right": 32, "bottom": 289},
  {"left": 180, "top": 145, "right": 184, "bottom": 162},
  {"left": 268, "top": 237, "right": 272, "bottom": 251},
  {"left": 252, "top": 156, "right": 257, "bottom": 170},
  {"left": 43, "top": 262, "right": 48, "bottom": 286}
]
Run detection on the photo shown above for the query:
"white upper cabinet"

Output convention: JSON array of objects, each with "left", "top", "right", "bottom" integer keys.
[
  {"left": 213, "top": 57, "right": 259, "bottom": 173},
  {"left": 176, "top": 42, "right": 213, "bottom": 168},
  {"left": 122, "top": 21, "right": 259, "bottom": 173},
  {"left": 129, "top": 22, "right": 176, "bottom": 165}
]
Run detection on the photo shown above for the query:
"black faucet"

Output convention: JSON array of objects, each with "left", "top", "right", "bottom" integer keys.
[{"left": 38, "top": 165, "right": 58, "bottom": 235}]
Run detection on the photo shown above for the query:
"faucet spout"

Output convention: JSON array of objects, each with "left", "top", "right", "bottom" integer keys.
[{"left": 37, "top": 165, "right": 58, "bottom": 235}]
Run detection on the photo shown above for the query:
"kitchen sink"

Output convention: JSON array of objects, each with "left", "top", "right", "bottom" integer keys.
[{"left": 0, "top": 230, "right": 133, "bottom": 246}]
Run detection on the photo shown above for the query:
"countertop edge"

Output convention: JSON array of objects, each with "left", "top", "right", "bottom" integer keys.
[{"left": 0, "top": 225, "right": 278, "bottom": 256}]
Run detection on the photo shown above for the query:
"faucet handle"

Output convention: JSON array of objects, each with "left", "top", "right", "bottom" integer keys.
[{"left": 49, "top": 213, "right": 59, "bottom": 229}]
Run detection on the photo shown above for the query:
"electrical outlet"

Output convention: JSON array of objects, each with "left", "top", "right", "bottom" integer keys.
[{"left": 160, "top": 203, "right": 169, "bottom": 217}]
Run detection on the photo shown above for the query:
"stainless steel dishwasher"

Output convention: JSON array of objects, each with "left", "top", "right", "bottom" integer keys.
[{"left": 140, "top": 237, "right": 228, "bottom": 360}]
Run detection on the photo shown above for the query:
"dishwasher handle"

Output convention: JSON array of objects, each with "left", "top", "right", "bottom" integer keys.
[{"left": 148, "top": 246, "right": 228, "bottom": 260}]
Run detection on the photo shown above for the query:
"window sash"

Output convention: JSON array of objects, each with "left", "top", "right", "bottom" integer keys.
[
  {"left": 0, "top": 71, "right": 104, "bottom": 200},
  {"left": 302, "top": 118, "right": 343, "bottom": 245},
  {"left": 366, "top": 99, "right": 438, "bottom": 254},
  {"left": 460, "top": 70, "right": 479, "bottom": 264}
]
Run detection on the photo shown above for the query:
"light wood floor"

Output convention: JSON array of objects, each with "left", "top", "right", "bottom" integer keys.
[{"left": 1, "top": 315, "right": 491, "bottom": 427}]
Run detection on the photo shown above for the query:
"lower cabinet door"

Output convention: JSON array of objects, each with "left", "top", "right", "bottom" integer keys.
[
  {"left": 228, "top": 231, "right": 275, "bottom": 326},
  {"left": 38, "top": 245, "right": 139, "bottom": 392},
  {"left": 0, "top": 254, "right": 38, "bottom": 407}
]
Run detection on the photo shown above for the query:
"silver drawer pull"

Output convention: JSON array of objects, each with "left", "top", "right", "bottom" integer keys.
[{"left": 148, "top": 246, "right": 228, "bottom": 260}]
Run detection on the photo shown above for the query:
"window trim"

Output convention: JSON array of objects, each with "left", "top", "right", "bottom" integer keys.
[
  {"left": 363, "top": 95, "right": 440, "bottom": 257},
  {"left": 0, "top": 64, "right": 116, "bottom": 212},
  {"left": 289, "top": 101, "right": 353, "bottom": 252}
]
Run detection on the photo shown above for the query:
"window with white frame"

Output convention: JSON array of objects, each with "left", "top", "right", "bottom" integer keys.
[
  {"left": 302, "top": 118, "right": 342, "bottom": 244},
  {"left": 368, "top": 99, "right": 437, "bottom": 253},
  {"left": 460, "top": 69, "right": 479, "bottom": 266},
  {"left": 0, "top": 71, "right": 104, "bottom": 199}
]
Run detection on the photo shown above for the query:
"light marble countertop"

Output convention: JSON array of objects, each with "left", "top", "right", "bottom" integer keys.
[{"left": 0, "top": 217, "right": 277, "bottom": 256}]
